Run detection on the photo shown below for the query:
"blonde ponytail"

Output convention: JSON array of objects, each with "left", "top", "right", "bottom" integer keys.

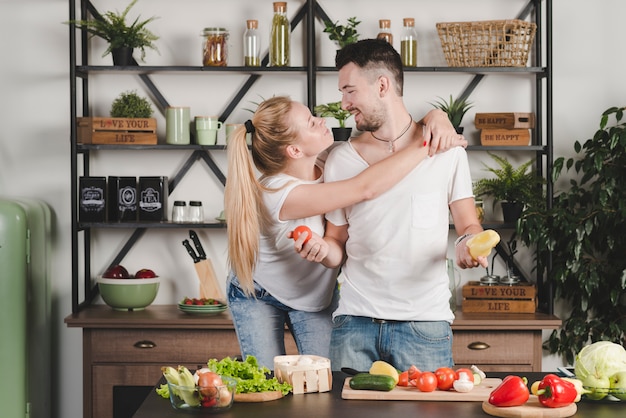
[{"left": 224, "top": 96, "right": 297, "bottom": 295}]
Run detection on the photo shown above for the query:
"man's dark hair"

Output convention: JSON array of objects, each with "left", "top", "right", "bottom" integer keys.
[{"left": 335, "top": 38, "right": 404, "bottom": 95}]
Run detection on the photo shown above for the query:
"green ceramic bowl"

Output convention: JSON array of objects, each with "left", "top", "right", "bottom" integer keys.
[{"left": 97, "top": 277, "right": 160, "bottom": 311}]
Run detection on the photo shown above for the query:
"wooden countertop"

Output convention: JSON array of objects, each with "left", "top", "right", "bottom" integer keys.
[
  {"left": 133, "top": 372, "right": 622, "bottom": 418},
  {"left": 65, "top": 305, "right": 560, "bottom": 330},
  {"left": 64, "top": 304, "right": 235, "bottom": 329}
]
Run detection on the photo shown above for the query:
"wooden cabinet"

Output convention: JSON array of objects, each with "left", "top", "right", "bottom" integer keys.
[
  {"left": 65, "top": 306, "right": 560, "bottom": 418},
  {"left": 66, "top": 305, "right": 296, "bottom": 418},
  {"left": 451, "top": 311, "right": 561, "bottom": 372}
]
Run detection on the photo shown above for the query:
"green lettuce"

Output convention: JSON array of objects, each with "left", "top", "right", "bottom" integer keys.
[{"left": 206, "top": 356, "right": 292, "bottom": 395}]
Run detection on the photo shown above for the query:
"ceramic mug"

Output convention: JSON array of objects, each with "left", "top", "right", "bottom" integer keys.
[
  {"left": 166, "top": 107, "right": 191, "bottom": 145},
  {"left": 195, "top": 116, "right": 222, "bottom": 145},
  {"left": 225, "top": 123, "right": 251, "bottom": 145}
]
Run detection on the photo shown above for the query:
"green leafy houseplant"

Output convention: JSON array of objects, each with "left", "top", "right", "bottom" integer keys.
[
  {"left": 314, "top": 101, "right": 352, "bottom": 128},
  {"left": 430, "top": 95, "right": 473, "bottom": 133},
  {"left": 517, "top": 106, "right": 626, "bottom": 364},
  {"left": 473, "top": 153, "right": 544, "bottom": 221},
  {"left": 65, "top": 0, "right": 159, "bottom": 62},
  {"left": 110, "top": 90, "right": 153, "bottom": 118},
  {"left": 323, "top": 17, "right": 361, "bottom": 49}
]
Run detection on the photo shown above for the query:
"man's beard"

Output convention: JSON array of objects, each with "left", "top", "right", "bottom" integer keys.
[{"left": 353, "top": 109, "right": 384, "bottom": 133}]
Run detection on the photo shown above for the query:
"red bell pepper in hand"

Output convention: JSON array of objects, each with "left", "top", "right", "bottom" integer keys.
[
  {"left": 488, "top": 375, "right": 530, "bottom": 407},
  {"left": 537, "top": 374, "right": 578, "bottom": 408}
]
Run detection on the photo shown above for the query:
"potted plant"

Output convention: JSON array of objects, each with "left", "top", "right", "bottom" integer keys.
[
  {"left": 430, "top": 95, "right": 473, "bottom": 134},
  {"left": 472, "top": 152, "right": 544, "bottom": 223},
  {"left": 76, "top": 90, "right": 156, "bottom": 145},
  {"left": 110, "top": 90, "right": 153, "bottom": 118},
  {"left": 65, "top": 0, "right": 159, "bottom": 64},
  {"left": 517, "top": 106, "right": 626, "bottom": 365},
  {"left": 314, "top": 101, "right": 352, "bottom": 141},
  {"left": 323, "top": 16, "right": 361, "bottom": 49}
]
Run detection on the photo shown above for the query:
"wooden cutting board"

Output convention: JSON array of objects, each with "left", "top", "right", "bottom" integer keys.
[
  {"left": 234, "top": 391, "right": 284, "bottom": 402},
  {"left": 482, "top": 396, "right": 577, "bottom": 417},
  {"left": 341, "top": 377, "right": 502, "bottom": 401}
]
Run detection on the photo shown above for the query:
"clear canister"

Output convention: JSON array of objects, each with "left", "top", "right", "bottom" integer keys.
[
  {"left": 172, "top": 201, "right": 187, "bottom": 223},
  {"left": 188, "top": 201, "right": 204, "bottom": 223},
  {"left": 202, "top": 27, "right": 229, "bottom": 67}
]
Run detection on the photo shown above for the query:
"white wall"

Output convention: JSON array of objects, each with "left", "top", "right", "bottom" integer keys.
[{"left": 1, "top": 1, "right": 625, "bottom": 417}]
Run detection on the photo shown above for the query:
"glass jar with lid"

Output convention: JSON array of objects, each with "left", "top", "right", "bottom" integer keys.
[
  {"left": 172, "top": 201, "right": 187, "bottom": 223},
  {"left": 202, "top": 27, "right": 229, "bottom": 66},
  {"left": 188, "top": 201, "right": 204, "bottom": 223}
]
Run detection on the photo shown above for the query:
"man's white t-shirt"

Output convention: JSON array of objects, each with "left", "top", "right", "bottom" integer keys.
[
  {"left": 253, "top": 162, "right": 338, "bottom": 312},
  {"left": 325, "top": 143, "right": 473, "bottom": 323}
]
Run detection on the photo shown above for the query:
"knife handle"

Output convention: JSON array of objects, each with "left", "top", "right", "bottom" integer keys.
[
  {"left": 182, "top": 239, "right": 199, "bottom": 263},
  {"left": 189, "top": 230, "right": 207, "bottom": 259}
]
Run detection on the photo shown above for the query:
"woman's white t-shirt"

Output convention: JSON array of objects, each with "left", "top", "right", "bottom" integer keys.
[{"left": 253, "top": 162, "right": 338, "bottom": 312}]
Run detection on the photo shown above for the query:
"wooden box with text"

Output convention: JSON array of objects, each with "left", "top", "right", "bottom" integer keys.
[
  {"left": 77, "top": 117, "right": 157, "bottom": 145},
  {"left": 474, "top": 112, "right": 535, "bottom": 129},
  {"left": 480, "top": 128, "right": 531, "bottom": 146},
  {"left": 461, "top": 281, "right": 536, "bottom": 313}
]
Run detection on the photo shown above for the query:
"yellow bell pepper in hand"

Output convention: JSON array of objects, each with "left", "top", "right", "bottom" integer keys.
[{"left": 466, "top": 230, "right": 500, "bottom": 259}]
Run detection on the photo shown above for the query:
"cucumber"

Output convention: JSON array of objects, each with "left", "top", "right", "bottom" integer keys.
[{"left": 349, "top": 373, "right": 396, "bottom": 391}]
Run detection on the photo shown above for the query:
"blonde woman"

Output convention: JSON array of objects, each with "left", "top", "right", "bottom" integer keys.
[{"left": 224, "top": 95, "right": 464, "bottom": 368}]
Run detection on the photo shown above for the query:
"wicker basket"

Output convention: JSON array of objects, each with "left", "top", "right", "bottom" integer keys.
[
  {"left": 436, "top": 19, "right": 536, "bottom": 67},
  {"left": 274, "top": 355, "right": 332, "bottom": 395}
]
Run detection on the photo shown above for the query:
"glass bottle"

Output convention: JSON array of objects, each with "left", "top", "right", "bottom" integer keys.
[
  {"left": 377, "top": 19, "right": 393, "bottom": 45},
  {"left": 270, "top": 2, "right": 290, "bottom": 67},
  {"left": 400, "top": 18, "right": 418, "bottom": 67},
  {"left": 243, "top": 19, "right": 260, "bottom": 67}
]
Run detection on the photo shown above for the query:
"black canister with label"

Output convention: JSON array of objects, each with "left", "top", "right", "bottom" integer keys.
[
  {"left": 108, "top": 176, "right": 137, "bottom": 222},
  {"left": 79, "top": 176, "right": 107, "bottom": 222},
  {"left": 138, "top": 176, "right": 169, "bottom": 221}
]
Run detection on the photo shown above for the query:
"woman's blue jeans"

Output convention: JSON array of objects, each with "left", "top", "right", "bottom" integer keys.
[{"left": 227, "top": 274, "right": 339, "bottom": 370}]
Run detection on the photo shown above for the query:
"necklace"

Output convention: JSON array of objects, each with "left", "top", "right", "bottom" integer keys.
[{"left": 371, "top": 115, "right": 414, "bottom": 153}]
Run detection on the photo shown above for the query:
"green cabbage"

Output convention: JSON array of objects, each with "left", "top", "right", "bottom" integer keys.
[{"left": 574, "top": 341, "right": 626, "bottom": 380}]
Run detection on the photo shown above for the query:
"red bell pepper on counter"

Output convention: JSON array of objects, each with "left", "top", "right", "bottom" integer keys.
[
  {"left": 488, "top": 375, "right": 530, "bottom": 407},
  {"left": 536, "top": 374, "right": 578, "bottom": 408}
]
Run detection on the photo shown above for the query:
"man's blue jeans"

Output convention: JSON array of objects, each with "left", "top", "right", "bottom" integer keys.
[{"left": 330, "top": 314, "right": 453, "bottom": 372}]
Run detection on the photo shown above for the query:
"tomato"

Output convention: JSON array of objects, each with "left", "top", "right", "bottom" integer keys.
[
  {"left": 197, "top": 370, "right": 223, "bottom": 398},
  {"left": 398, "top": 370, "right": 409, "bottom": 387},
  {"left": 292, "top": 225, "right": 312, "bottom": 243},
  {"left": 435, "top": 367, "right": 456, "bottom": 391},
  {"left": 455, "top": 368, "right": 475, "bottom": 383},
  {"left": 416, "top": 371, "right": 438, "bottom": 392}
]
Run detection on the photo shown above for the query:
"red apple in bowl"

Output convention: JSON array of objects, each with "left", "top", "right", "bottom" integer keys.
[
  {"left": 135, "top": 268, "right": 157, "bottom": 279},
  {"left": 103, "top": 264, "right": 130, "bottom": 279}
]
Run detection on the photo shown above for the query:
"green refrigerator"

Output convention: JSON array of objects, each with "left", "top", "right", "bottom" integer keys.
[{"left": 0, "top": 198, "right": 51, "bottom": 418}]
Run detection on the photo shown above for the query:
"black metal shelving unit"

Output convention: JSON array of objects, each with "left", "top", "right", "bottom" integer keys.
[{"left": 69, "top": 0, "right": 552, "bottom": 313}]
